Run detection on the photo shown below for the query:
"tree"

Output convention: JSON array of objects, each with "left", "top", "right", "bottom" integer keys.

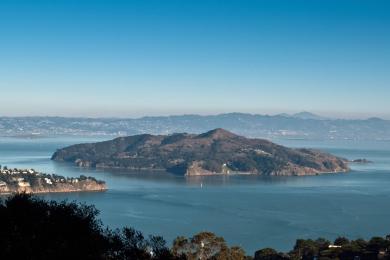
[
  {"left": 334, "top": 236, "right": 350, "bottom": 246},
  {"left": 229, "top": 246, "right": 247, "bottom": 260},
  {"left": 291, "top": 239, "right": 319, "bottom": 260},
  {"left": 172, "top": 236, "right": 191, "bottom": 258},
  {"left": 315, "top": 238, "right": 330, "bottom": 251},
  {"left": 105, "top": 227, "right": 176, "bottom": 260},
  {"left": 0, "top": 193, "right": 108, "bottom": 260},
  {"left": 172, "top": 232, "right": 247, "bottom": 260},
  {"left": 0, "top": 193, "right": 178, "bottom": 260},
  {"left": 367, "top": 237, "right": 389, "bottom": 252},
  {"left": 254, "top": 248, "right": 281, "bottom": 260}
]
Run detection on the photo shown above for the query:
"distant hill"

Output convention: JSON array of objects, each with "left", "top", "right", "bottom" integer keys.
[
  {"left": 291, "top": 111, "right": 329, "bottom": 120},
  {"left": 277, "top": 112, "right": 328, "bottom": 120},
  {"left": 52, "top": 128, "right": 349, "bottom": 176},
  {"left": 1, "top": 113, "right": 390, "bottom": 140}
]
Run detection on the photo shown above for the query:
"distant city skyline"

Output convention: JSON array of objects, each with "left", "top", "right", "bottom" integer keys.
[{"left": 1, "top": 0, "right": 389, "bottom": 118}]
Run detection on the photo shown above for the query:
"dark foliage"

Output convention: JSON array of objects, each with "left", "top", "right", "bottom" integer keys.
[
  {"left": 1, "top": 194, "right": 390, "bottom": 260},
  {"left": 254, "top": 248, "right": 289, "bottom": 260},
  {"left": 0, "top": 193, "right": 176, "bottom": 260},
  {"left": 255, "top": 236, "right": 390, "bottom": 260}
]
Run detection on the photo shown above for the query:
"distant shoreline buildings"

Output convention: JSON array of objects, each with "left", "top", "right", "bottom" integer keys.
[{"left": 0, "top": 166, "right": 106, "bottom": 194}]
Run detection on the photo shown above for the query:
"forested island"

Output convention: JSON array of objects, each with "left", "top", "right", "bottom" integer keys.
[
  {"left": 0, "top": 166, "right": 106, "bottom": 194},
  {"left": 0, "top": 194, "right": 389, "bottom": 259},
  {"left": 52, "top": 128, "right": 349, "bottom": 176}
]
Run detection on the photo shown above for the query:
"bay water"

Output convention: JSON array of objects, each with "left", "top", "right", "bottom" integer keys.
[{"left": 1, "top": 136, "right": 389, "bottom": 253}]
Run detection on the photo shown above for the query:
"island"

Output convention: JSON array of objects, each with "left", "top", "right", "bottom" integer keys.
[
  {"left": 51, "top": 128, "right": 349, "bottom": 176},
  {"left": 0, "top": 166, "right": 106, "bottom": 194}
]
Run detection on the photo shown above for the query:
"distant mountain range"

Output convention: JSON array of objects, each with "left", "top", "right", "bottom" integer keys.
[
  {"left": 278, "top": 111, "right": 329, "bottom": 120},
  {"left": 1, "top": 113, "right": 390, "bottom": 140},
  {"left": 52, "top": 128, "right": 349, "bottom": 176}
]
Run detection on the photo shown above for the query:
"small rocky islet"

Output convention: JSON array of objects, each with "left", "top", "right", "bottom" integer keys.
[{"left": 351, "top": 158, "right": 373, "bottom": 163}]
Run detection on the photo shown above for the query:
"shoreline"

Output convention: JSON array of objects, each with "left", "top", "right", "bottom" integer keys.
[
  {"left": 0, "top": 188, "right": 107, "bottom": 195},
  {"left": 185, "top": 169, "right": 349, "bottom": 177},
  {"left": 0, "top": 167, "right": 107, "bottom": 195},
  {"left": 68, "top": 164, "right": 350, "bottom": 177}
]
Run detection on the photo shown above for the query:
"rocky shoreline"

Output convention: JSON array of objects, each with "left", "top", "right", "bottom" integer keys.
[
  {"left": 52, "top": 129, "right": 349, "bottom": 177},
  {"left": 0, "top": 167, "right": 106, "bottom": 194}
]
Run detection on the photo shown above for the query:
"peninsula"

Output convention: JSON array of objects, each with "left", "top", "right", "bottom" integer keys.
[
  {"left": 0, "top": 166, "right": 106, "bottom": 194},
  {"left": 51, "top": 129, "right": 349, "bottom": 176}
]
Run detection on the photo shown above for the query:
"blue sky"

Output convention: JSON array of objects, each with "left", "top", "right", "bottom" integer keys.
[{"left": 1, "top": 0, "right": 389, "bottom": 118}]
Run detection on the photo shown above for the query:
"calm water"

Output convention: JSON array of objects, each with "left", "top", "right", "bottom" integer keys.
[{"left": 1, "top": 136, "right": 390, "bottom": 253}]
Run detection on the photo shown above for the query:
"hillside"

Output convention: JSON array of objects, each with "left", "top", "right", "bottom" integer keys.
[
  {"left": 52, "top": 129, "right": 349, "bottom": 176},
  {"left": 1, "top": 113, "right": 390, "bottom": 140}
]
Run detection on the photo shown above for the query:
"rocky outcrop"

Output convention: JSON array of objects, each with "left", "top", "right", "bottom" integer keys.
[
  {"left": 52, "top": 128, "right": 349, "bottom": 176},
  {"left": 351, "top": 158, "right": 373, "bottom": 164}
]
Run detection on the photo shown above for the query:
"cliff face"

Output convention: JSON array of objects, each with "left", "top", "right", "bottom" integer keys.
[{"left": 52, "top": 128, "right": 349, "bottom": 176}]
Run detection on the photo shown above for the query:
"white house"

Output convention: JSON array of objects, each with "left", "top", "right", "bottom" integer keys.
[{"left": 44, "top": 178, "right": 53, "bottom": 185}]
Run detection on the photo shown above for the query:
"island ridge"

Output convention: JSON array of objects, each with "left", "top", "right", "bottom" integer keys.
[{"left": 52, "top": 128, "right": 349, "bottom": 176}]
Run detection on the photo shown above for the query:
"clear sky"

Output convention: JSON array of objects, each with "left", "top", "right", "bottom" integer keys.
[{"left": 1, "top": 0, "right": 389, "bottom": 118}]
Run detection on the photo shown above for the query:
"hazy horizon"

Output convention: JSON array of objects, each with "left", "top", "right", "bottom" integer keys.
[
  {"left": 1, "top": 0, "right": 389, "bottom": 118},
  {"left": 1, "top": 110, "right": 389, "bottom": 121}
]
